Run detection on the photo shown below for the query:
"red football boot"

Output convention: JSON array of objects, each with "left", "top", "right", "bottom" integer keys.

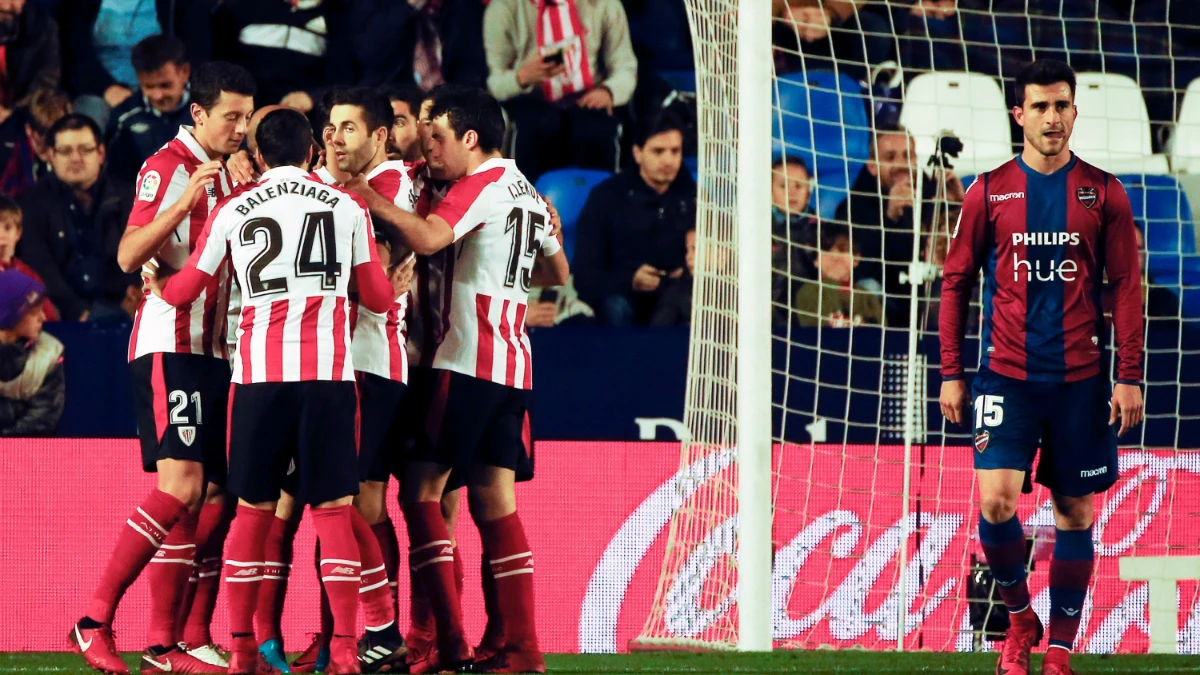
[
  {"left": 996, "top": 610, "right": 1045, "bottom": 675},
  {"left": 70, "top": 621, "right": 131, "bottom": 675},
  {"left": 140, "top": 645, "right": 228, "bottom": 674}
]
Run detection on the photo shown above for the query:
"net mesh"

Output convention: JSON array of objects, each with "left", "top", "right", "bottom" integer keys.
[{"left": 636, "top": 0, "right": 1200, "bottom": 653}]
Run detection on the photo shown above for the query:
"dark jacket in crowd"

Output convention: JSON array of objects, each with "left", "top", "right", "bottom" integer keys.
[
  {"left": 0, "top": 3, "right": 61, "bottom": 107},
  {"left": 105, "top": 92, "right": 192, "bottom": 182},
  {"left": 574, "top": 170, "right": 696, "bottom": 317},
  {"left": 772, "top": 208, "right": 818, "bottom": 327},
  {"left": 0, "top": 110, "right": 50, "bottom": 197},
  {"left": 649, "top": 272, "right": 693, "bottom": 327},
  {"left": 325, "top": 0, "right": 487, "bottom": 89},
  {"left": 0, "top": 334, "right": 65, "bottom": 437},
  {"left": 58, "top": 0, "right": 214, "bottom": 96},
  {"left": 16, "top": 171, "right": 138, "bottom": 321},
  {"left": 213, "top": 0, "right": 332, "bottom": 105}
]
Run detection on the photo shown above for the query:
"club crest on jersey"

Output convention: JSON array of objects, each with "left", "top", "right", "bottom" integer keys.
[
  {"left": 974, "top": 430, "right": 990, "bottom": 453},
  {"left": 138, "top": 170, "right": 161, "bottom": 202},
  {"left": 1077, "top": 186, "right": 1098, "bottom": 209},
  {"left": 178, "top": 425, "right": 196, "bottom": 447}
]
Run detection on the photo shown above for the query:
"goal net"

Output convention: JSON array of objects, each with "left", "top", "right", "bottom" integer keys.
[{"left": 634, "top": 0, "right": 1200, "bottom": 654}]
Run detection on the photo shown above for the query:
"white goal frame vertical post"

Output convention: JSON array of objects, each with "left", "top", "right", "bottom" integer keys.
[{"left": 736, "top": 0, "right": 773, "bottom": 653}]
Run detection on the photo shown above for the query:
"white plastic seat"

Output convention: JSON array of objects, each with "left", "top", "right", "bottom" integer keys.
[
  {"left": 1173, "top": 77, "right": 1200, "bottom": 174},
  {"left": 899, "top": 72, "right": 1013, "bottom": 175},
  {"left": 1070, "top": 72, "right": 1169, "bottom": 174}
]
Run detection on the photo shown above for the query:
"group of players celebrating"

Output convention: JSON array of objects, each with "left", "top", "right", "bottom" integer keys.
[{"left": 69, "top": 60, "right": 564, "bottom": 675}]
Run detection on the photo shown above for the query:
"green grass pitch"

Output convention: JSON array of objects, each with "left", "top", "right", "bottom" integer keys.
[{"left": 3, "top": 652, "right": 1200, "bottom": 674}]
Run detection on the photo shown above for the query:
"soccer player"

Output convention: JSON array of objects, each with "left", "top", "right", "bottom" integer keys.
[
  {"left": 939, "top": 60, "right": 1144, "bottom": 675},
  {"left": 70, "top": 62, "right": 255, "bottom": 675},
  {"left": 382, "top": 85, "right": 424, "bottom": 163},
  {"left": 151, "top": 107, "right": 398, "bottom": 675},
  {"left": 346, "top": 87, "right": 568, "bottom": 675}
]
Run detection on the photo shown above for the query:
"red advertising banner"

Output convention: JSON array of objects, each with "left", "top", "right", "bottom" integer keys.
[{"left": 0, "top": 440, "right": 1197, "bottom": 654}]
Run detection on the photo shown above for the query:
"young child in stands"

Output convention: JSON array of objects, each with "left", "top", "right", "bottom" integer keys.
[
  {"left": 0, "top": 196, "right": 58, "bottom": 320},
  {"left": 0, "top": 269, "right": 64, "bottom": 436},
  {"left": 792, "top": 225, "right": 883, "bottom": 327}
]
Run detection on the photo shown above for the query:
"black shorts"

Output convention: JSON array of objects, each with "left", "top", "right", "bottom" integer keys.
[
  {"left": 357, "top": 371, "right": 408, "bottom": 483},
  {"left": 415, "top": 369, "right": 534, "bottom": 482},
  {"left": 227, "top": 381, "right": 360, "bottom": 506},
  {"left": 130, "top": 353, "right": 231, "bottom": 486}
]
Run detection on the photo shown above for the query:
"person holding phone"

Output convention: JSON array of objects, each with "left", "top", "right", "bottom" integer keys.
[{"left": 483, "top": 0, "right": 639, "bottom": 181}]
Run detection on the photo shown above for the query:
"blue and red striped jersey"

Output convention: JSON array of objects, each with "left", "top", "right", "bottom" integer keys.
[{"left": 939, "top": 153, "right": 1143, "bottom": 384}]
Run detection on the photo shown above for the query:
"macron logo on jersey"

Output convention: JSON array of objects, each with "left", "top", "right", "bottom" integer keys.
[
  {"left": 1012, "top": 232, "right": 1080, "bottom": 246},
  {"left": 990, "top": 191, "right": 1024, "bottom": 203}
]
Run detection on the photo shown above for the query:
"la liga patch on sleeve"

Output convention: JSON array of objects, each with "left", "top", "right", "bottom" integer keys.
[{"left": 138, "top": 170, "right": 161, "bottom": 202}]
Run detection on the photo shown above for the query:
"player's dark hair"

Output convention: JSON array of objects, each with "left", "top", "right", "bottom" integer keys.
[
  {"left": 635, "top": 109, "right": 685, "bottom": 148},
  {"left": 772, "top": 153, "right": 809, "bottom": 177},
  {"left": 191, "top": 61, "right": 256, "bottom": 112},
  {"left": 1015, "top": 60, "right": 1076, "bottom": 106},
  {"left": 47, "top": 113, "right": 103, "bottom": 149},
  {"left": 428, "top": 88, "right": 506, "bottom": 153},
  {"left": 256, "top": 109, "right": 313, "bottom": 168},
  {"left": 130, "top": 34, "right": 189, "bottom": 74},
  {"left": 379, "top": 84, "right": 424, "bottom": 118},
  {"left": 328, "top": 86, "right": 393, "bottom": 134},
  {"left": 0, "top": 194, "right": 21, "bottom": 221}
]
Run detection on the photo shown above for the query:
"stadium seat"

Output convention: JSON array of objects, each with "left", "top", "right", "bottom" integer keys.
[
  {"left": 1172, "top": 78, "right": 1200, "bottom": 174},
  {"left": 773, "top": 70, "right": 871, "bottom": 181},
  {"left": 1071, "top": 73, "right": 1169, "bottom": 174},
  {"left": 899, "top": 71, "right": 1013, "bottom": 175},
  {"left": 1119, "top": 174, "right": 1198, "bottom": 275},
  {"left": 534, "top": 168, "right": 612, "bottom": 262}
]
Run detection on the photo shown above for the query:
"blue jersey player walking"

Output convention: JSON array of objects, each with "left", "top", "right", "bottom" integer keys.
[{"left": 939, "top": 60, "right": 1144, "bottom": 675}]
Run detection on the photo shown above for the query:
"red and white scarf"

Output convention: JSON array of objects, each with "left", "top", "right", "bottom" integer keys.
[{"left": 536, "top": 0, "right": 593, "bottom": 102}]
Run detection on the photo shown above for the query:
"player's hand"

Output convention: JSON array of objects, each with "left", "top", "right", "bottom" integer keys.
[
  {"left": 121, "top": 284, "right": 144, "bottom": 319},
  {"left": 1109, "top": 383, "right": 1144, "bottom": 437},
  {"left": 226, "top": 150, "right": 258, "bottom": 184},
  {"left": 389, "top": 255, "right": 416, "bottom": 300},
  {"left": 632, "top": 264, "right": 666, "bottom": 293},
  {"left": 517, "top": 52, "right": 566, "bottom": 87},
  {"left": 939, "top": 379, "right": 969, "bottom": 426},
  {"left": 577, "top": 87, "right": 614, "bottom": 115},
  {"left": 104, "top": 84, "right": 134, "bottom": 108},
  {"left": 181, "top": 160, "right": 223, "bottom": 209},
  {"left": 526, "top": 300, "right": 558, "bottom": 328},
  {"left": 313, "top": 148, "right": 327, "bottom": 173},
  {"left": 543, "top": 197, "right": 562, "bottom": 240},
  {"left": 141, "top": 258, "right": 176, "bottom": 299},
  {"left": 887, "top": 178, "right": 914, "bottom": 221},
  {"left": 342, "top": 173, "right": 370, "bottom": 196}
]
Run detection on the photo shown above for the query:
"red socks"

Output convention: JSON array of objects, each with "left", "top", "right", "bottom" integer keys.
[
  {"left": 256, "top": 514, "right": 300, "bottom": 643},
  {"left": 146, "top": 510, "right": 198, "bottom": 647},
  {"left": 223, "top": 505, "right": 275, "bottom": 655},
  {"left": 478, "top": 512, "right": 539, "bottom": 654},
  {"left": 88, "top": 490, "right": 187, "bottom": 625},
  {"left": 312, "top": 505, "right": 362, "bottom": 640},
  {"left": 403, "top": 501, "right": 467, "bottom": 651},
  {"left": 182, "top": 499, "right": 232, "bottom": 647},
  {"left": 351, "top": 509, "right": 396, "bottom": 630},
  {"left": 370, "top": 518, "right": 401, "bottom": 616},
  {"left": 478, "top": 552, "right": 506, "bottom": 655}
]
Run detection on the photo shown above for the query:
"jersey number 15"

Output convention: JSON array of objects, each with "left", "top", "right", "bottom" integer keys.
[{"left": 504, "top": 207, "right": 545, "bottom": 293}]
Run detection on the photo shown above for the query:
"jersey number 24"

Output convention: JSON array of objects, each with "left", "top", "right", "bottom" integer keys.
[{"left": 241, "top": 211, "right": 342, "bottom": 298}]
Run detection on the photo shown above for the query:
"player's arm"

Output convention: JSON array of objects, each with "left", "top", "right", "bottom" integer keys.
[
  {"left": 938, "top": 179, "right": 989, "bottom": 425},
  {"left": 344, "top": 175, "right": 452, "bottom": 256},
  {"left": 1101, "top": 178, "right": 1146, "bottom": 436},
  {"left": 349, "top": 204, "right": 402, "bottom": 314},
  {"left": 117, "top": 160, "right": 224, "bottom": 273},
  {"left": 534, "top": 207, "right": 570, "bottom": 286},
  {"left": 153, "top": 203, "right": 232, "bottom": 306}
]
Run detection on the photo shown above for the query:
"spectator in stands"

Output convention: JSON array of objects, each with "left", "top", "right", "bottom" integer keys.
[
  {"left": 772, "top": 0, "right": 891, "bottom": 84},
  {"left": 324, "top": 0, "right": 487, "bottom": 92},
  {"left": 484, "top": 0, "right": 638, "bottom": 181},
  {"left": 575, "top": 111, "right": 694, "bottom": 325},
  {"left": 0, "top": 269, "right": 64, "bottom": 437},
  {"left": 771, "top": 154, "right": 818, "bottom": 326},
  {"left": 650, "top": 229, "right": 695, "bottom": 327},
  {"left": 17, "top": 113, "right": 139, "bottom": 322},
  {"left": 0, "top": 88, "right": 71, "bottom": 197},
  {"left": 0, "top": 0, "right": 61, "bottom": 126},
  {"left": 793, "top": 225, "right": 883, "bottom": 327},
  {"left": 0, "top": 196, "right": 59, "bottom": 321},
  {"left": 105, "top": 35, "right": 192, "bottom": 183},
  {"left": 836, "top": 125, "right": 962, "bottom": 325}
]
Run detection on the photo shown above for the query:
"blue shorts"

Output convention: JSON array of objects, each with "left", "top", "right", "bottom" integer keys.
[{"left": 970, "top": 368, "right": 1118, "bottom": 497}]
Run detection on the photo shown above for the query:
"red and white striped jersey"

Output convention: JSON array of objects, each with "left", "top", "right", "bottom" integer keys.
[
  {"left": 430, "top": 158, "right": 561, "bottom": 389},
  {"left": 127, "top": 126, "right": 236, "bottom": 362},
  {"left": 315, "top": 160, "right": 420, "bottom": 383},
  {"left": 175, "top": 165, "right": 384, "bottom": 384}
]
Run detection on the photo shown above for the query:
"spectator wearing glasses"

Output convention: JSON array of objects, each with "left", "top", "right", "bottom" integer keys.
[
  {"left": 105, "top": 34, "right": 192, "bottom": 183},
  {"left": 17, "top": 113, "right": 139, "bottom": 321}
]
